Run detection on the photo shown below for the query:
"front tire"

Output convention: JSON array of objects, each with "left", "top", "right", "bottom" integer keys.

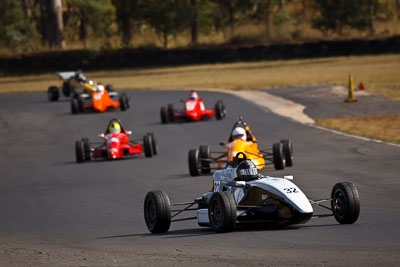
[
  {"left": 208, "top": 192, "right": 237, "bottom": 233},
  {"left": 281, "top": 139, "right": 293, "bottom": 167},
  {"left": 143, "top": 134, "right": 153, "bottom": 158},
  {"left": 160, "top": 107, "right": 168, "bottom": 124},
  {"left": 214, "top": 100, "right": 226, "bottom": 120},
  {"left": 75, "top": 141, "right": 85, "bottom": 163},
  {"left": 188, "top": 149, "right": 200, "bottom": 176},
  {"left": 82, "top": 138, "right": 91, "bottom": 161},
  {"left": 167, "top": 103, "right": 175, "bottom": 122},
  {"left": 71, "top": 99, "right": 79, "bottom": 114},
  {"left": 47, "top": 86, "right": 60, "bottom": 102},
  {"left": 272, "top": 142, "right": 284, "bottom": 170},
  {"left": 120, "top": 93, "right": 129, "bottom": 111},
  {"left": 144, "top": 190, "right": 171, "bottom": 233},
  {"left": 331, "top": 182, "right": 360, "bottom": 224}
]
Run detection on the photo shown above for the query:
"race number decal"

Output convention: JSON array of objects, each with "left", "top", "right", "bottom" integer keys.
[{"left": 283, "top": 188, "right": 298, "bottom": 194}]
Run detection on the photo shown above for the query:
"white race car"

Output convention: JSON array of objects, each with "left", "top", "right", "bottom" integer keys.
[{"left": 144, "top": 153, "right": 360, "bottom": 233}]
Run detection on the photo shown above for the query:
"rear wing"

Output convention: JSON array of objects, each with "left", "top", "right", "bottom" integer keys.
[{"left": 57, "top": 72, "right": 76, "bottom": 81}]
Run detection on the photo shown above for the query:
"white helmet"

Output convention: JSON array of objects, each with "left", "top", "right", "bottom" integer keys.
[
  {"left": 232, "top": 127, "right": 246, "bottom": 141},
  {"left": 96, "top": 85, "right": 105, "bottom": 93}
]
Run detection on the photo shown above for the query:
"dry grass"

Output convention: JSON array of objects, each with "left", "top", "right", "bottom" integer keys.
[
  {"left": 1, "top": 54, "right": 399, "bottom": 100},
  {"left": 316, "top": 115, "right": 400, "bottom": 143}
]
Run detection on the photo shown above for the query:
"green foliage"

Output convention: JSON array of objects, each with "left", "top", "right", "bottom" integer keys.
[{"left": 0, "top": 0, "right": 33, "bottom": 53}]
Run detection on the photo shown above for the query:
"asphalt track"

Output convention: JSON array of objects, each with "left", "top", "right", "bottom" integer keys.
[{"left": 0, "top": 90, "right": 399, "bottom": 266}]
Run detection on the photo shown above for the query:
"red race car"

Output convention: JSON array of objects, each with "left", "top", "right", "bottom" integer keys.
[
  {"left": 71, "top": 84, "right": 129, "bottom": 114},
  {"left": 75, "top": 119, "right": 157, "bottom": 163},
  {"left": 160, "top": 90, "right": 226, "bottom": 123}
]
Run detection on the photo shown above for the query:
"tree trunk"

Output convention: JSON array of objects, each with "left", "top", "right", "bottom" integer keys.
[
  {"left": 367, "top": 0, "right": 375, "bottom": 35},
  {"left": 228, "top": 3, "right": 235, "bottom": 38},
  {"left": 190, "top": 0, "right": 198, "bottom": 45},
  {"left": 264, "top": 0, "right": 272, "bottom": 39},
  {"left": 395, "top": 0, "right": 400, "bottom": 20},
  {"left": 44, "top": 0, "right": 65, "bottom": 49},
  {"left": 163, "top": 29, "right": 168, "bottom": 48},
  {"left": 302, "top": 0, "right": 308, "bottom": 21}
]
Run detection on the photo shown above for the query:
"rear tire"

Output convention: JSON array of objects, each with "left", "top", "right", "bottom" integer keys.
[
  {"left": 331, "top": 182, "right": 360, "bottom": 224},
  {"left": 208, "top": 192, "right": 237, "bottom": 233},
  {"left": 148, "top": 133, "right": 158, "bottom": 155},
  {"left": 281, "top": 139, "right": 293, "bottom": 167},
  {"left": 75, "top": 141, "right": 85, "bottom": 163},
  {"left": 188, "top": 149, "right": 200, "bottom": 176},
  {"left": 47, "top": 86, "right": 60, "bottom": 101},
  {"left": 199, "top": 145, "right": 211, "bottom": 173},
  {"left": 71, "top": 99, "right": 79, "bottom": 114},
  {"left": 62, "top": 82, "right": 71, "bottom": 97},
  {"left": 160, "top": 107, "right": 168, "bottom": 124},
  {"left": 272, "top": 142, "right": 284, "bottom": 170},
  {"left": 143, "top": 134, "right": 153, "bottom": 158},
  {"left": 167, "top": 103, "right": 175, "bottom": 121},
  {"left": 144, "top": 190, "right": 171, "bottom": 233}
]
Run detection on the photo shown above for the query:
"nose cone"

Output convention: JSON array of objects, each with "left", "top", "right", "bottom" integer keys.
[{"left": 187, "top": 111, "right": 199, "bottom": 121}]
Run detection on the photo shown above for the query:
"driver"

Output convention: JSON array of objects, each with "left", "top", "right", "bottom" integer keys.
[
  {"left": 231, "top": 127, "right": 246, "bottom": 141},
  {"left": 188, "top": 90, "right": 200, "bottom": 101},
  {"left": 234, "top": 160, "right": 258, "bottom": 181},
  {"left": 75, "top": 71, "right": 87, "bottom": 83},
  {"left": 109, "top": 121, "right": 121, "bottom": 134}
]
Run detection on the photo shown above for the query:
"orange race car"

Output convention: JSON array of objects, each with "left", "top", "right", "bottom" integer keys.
[{"left": 188, "top": 117, "right": 293, "bottom": 176}]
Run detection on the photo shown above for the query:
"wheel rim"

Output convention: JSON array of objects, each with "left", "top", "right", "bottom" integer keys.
[
  {"left": 145, "top": 198, "right": 156, "bottom": 228},
  {"left": 210, "top": 199, "right": 223, "bottom": 228},
  {"left": 333, "top": 191, "right": 346, "bottom": 217}
]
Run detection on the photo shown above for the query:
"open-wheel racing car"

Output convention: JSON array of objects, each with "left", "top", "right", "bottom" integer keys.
[
  {"left": 144, "top": 153, "right": 360, "bottom": 233},
  {"left": 160, "top": 90, "right": 226, "bottom": 123},
  {"left": 188, "top": 117, "right": 293, "bottom": 176},
  {"left": 47, "top": 71, "right": 118, "bottom": 101},
  {"left": 75, "top": 119, "right": 157, "bottom": 163}
]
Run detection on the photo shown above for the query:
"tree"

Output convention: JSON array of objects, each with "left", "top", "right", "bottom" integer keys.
[
  {"left": 67, "top": 0, "right": 115, "bottom": 49},
  {"left": 144, "top": 0, "right": 191, "bottom": 48},
  {"left": 112, "top": 0, "right": 144, "bottom": 47},
  {"left": 312, "top": 0, "right": 386, "bottom": 36},
  {"left": 0, "top": 0, "right": 33, "bottom": 53}
]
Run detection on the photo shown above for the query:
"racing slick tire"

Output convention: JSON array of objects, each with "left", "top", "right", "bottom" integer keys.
[
  {"left": 144, "top": 190, "right": 171, "bottom": 233},
  {"left": 281, "top": 139, "right": 293, "bottom": 167},
  {"left": 199, "top": 145, "right": 211, "bottom": 173},
  {"left": 71, "top": 99, "right": 79, "bottom": 114},
  {"left": 62, "top": 82, "right": 71, "bottom": 97},
  {"left": 331, "top": 182, "right": 360, "bottom": 224},
  {"left": 208, "top": 192, "right": 237, "bottom": 233},
  {"left": 143, "top": 134, "right": 153, "bottom": 158},
  {"left": 82, "top": 138, "right": 91, "bottom": 161},
  {"left": 47, "top": 86, "right": 60, "bottom": 102},
  {"left": 119, "top": 93, "right": 129, "bottom": 111},
  {"left": 188, "top": 149, "right": 200, "bottom": 176},
  {"left": 272, "top": 142, "right": 284, "bottom": 170},
  {"left": 214, "top": 100, "right": 226, "bottom": 120},
  {"left": 148, "top": 133, "right": 158, "bottom": 156},
  {"left": 160, "top": 107, "right": 168, "bottom": 124},
  {"left": 167, "top": 104, "right": 175, "bottom": 122},
  {"left": 75, "top": 141, "right": 85, "bottom": 163}
]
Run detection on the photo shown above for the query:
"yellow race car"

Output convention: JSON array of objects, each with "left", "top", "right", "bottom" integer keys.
[
  {"left": 47, "top": 71, "right": 116, "bottom": 101},
  {"left": 188, "top": 117, "right": 293, "bottom": 176}
]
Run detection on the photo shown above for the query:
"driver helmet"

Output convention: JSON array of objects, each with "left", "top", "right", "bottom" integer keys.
[
  {"left": 232, "top": 127, "right": 246, "bottom": 141},
  {"left": 96, "top": 84, "right": 105, "bottom": 93},
  {"left": 75, "top": 72, "right": 86, "bottom": 82},
  {"left": 235, "top": 160, "right": 258, "bottom": 181},
  {"left": 189, "top": 90, "right": 199, "bottom": 100},
  {"left": 109, "top": 122, "right": 121, "bottom": 134}
]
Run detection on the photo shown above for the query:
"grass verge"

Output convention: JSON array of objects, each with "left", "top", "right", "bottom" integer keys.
[{"left": 316, "top": 115, "right": 400, "bottom": 144}]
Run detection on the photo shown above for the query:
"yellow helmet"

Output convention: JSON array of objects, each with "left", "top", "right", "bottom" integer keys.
[{"left": 109, "top": 122, "right": 121, "bottom": 133}]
